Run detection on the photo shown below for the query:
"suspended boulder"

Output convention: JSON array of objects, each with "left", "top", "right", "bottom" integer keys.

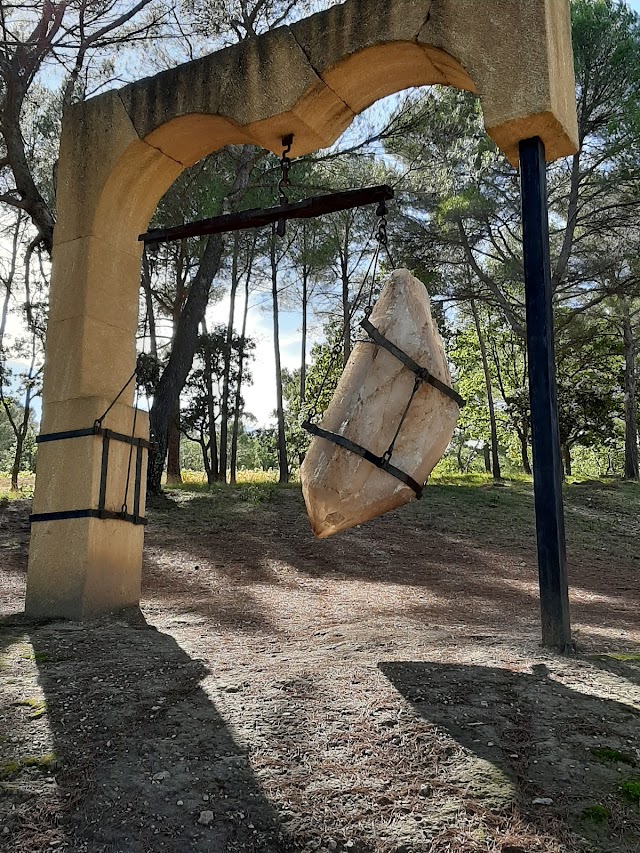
[{"left": 301, "top": 269, "right": 461, "bottom": 538}]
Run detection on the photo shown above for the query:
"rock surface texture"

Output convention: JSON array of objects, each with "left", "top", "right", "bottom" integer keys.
[{"left": 301, "top": 269, "right": 460, "bottom": 538}]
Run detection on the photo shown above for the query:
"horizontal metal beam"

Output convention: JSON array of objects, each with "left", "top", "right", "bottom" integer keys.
[{"left": 139, "top": 185, "right": 395, "bottom": 245}]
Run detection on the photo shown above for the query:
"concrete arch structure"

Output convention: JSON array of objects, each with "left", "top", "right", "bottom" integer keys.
[{"left": 26, "top": 0, "right": 578, "bottom": 621}]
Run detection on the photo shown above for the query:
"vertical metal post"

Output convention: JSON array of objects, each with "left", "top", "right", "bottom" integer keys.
[{"left": 519, "top": 136, "right": 572, "bottom": 651}]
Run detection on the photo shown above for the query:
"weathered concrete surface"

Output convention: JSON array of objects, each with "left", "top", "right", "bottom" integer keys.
[
  {"left": 27, "top": 0, "right": 578, "bottom": 619},
  {"left": 420, "top": 0, "right": 578, "bottom": 164},
  {"left": 26, "top": 517, "right": 146, "bottom": 621},
  {"left": 115, "top": 0, "right": 577, "bottom": 166},
  {"left": 26, "top": 402, "right": 148, "bottom": 621},
  {"left": 301, "top": 270, "right": 460, "bottom": 538}
]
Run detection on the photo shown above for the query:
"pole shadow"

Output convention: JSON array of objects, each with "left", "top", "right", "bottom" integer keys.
[{"left": 379, "top": 660, "right": 640, "bottom": 851}]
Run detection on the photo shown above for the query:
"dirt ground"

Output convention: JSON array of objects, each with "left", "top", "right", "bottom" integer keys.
[{"left": 1, "top": 481, "right": 639, "bottom": 853}]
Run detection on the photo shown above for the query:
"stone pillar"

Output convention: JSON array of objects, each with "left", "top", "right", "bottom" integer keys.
[
  {"left": 25, "top": 94, "right": 181, "bottom": 620},
  {"left": 25, "top": 236, "right": 150, "bottom": 620}
]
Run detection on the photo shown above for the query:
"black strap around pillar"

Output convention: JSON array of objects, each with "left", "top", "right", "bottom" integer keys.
[{"left": 30, "top": 426, "right": 152, "bottom": 526}]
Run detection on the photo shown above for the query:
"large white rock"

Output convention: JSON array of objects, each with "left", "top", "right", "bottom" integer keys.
[{"left": 301, "top": 269, "right": 460, "bottom": 538}]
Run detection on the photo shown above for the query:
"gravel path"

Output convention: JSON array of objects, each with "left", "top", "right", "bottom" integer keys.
[{"left": 1, "top": 483, "right": 638, "bottom": 852}]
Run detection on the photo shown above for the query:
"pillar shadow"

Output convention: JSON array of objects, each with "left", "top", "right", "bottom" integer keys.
[{"left": 2, "top": 613, "right": 295, "bottom": 853}]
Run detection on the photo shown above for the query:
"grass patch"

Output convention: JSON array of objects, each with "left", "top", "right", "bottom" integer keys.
[
  {"left": 591, "top": 746, "right": 636, "bottom": 765},
  {"left": 0, "top": 753, "right": 57, "bottom": 777},
  {"left": 176, "top": 468, "right": 289, "bottom": 487},
  {"left": 619, "top": 777, "right": 640, "bottom": 804},
  {"left": 1, "top": 760, "right": 22, "bottom": 777},
  {"left": 151, "top": 474, "right": 639, "bottom": 569},
  {"left": 237, "top": 482, "right": 279, "bottom": 504},
  {"left": 22, "top": 753, "right": 57, "bottom": 770},
  {"left": 18, "top": 648, "right": 50, "bottom": 663},
  {"left": 14, "top": 698, "right": 47, "bottom": 719},
  {"left": 604, "top": 652, "right": 640, "bottom": 663},
  {"left": 581, "top": 804, "right": 610, "bottom": 823}
]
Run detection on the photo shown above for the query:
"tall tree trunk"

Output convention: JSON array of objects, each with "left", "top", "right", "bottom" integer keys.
[
  {"left": 166, "top": 403, "right": 182, "bottom": 484},
  {"left": 1, "top": 95, "right": 56, "bottom": 253},
  {"left": 342, "top": 266, "right": 351, "bottom": 368},
  {"left": 621, "top": 299, "right": 639, "bottom": 480},
  {"left": 340, "top": 221, "right": 352, "bottom": 368},
  {"left": 146, "top": 146, "right": 257, "bottom": 493},
  {"left": 8, "top": 331, "right": 37, "bottom": 490},
  {"left": 518, "top": 424, "right": 532, "bottom": 475},
  {"left": 0, "top": 213, "right": 21, "bottom": 350},
  {"left": 11, "top": 434, "right": 24, "bottom": 491},
  {"left": 200, "top": 434, "right": 212, "bottom": 486},
  {"left": 471, "top": 299, "right": 502, "bottom": 481},
  {"left": 141, "top": 248, "right": 158, "bottom": 357},
  {"left": 203, "top": 334, "right": 219, "bottom": 487},
  {"left": 230, "top": 272, "right": 251, "bottom": 485},
  {"left": 300, "top": 265, "right": 308, "bottom": 404},
  {"left": 483, "top": 443, "right": 491, "bottom": 474},
  {"left": 208, "top": 420, "right": 219, "bottom": 486},
  {"left": 165, "top": 268, "right": 184, "bottom": 487},
  {"left": 218, "top": 236, "right": 240, "bottom": 482},
  {"left": 147, "top": 236, "right": 223, "bottom": 494},
  {"left": 271, "top": 227, "right": 289, "bottom": 483}
]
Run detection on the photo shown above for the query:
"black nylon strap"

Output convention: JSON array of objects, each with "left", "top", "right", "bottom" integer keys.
[
  {"left": 33, "top": 426, "right": 153, "bottom": 528},
  {"left": 303, "top": 421, "right": 423, "bottom": 498},
  {"left": 360, "top": 318, "right": 465, "bottom": 408},
  {"left": 36, "top": 426, "right": 154, "bottom": 451},
  {"left": 36, "top": 427, "right": 97, "bottom": 443},
  {"left": 30, "top": 509, "right": 147, "bottom": 525}
]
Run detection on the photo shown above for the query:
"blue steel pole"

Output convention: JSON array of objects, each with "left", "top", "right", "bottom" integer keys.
[{"left": 519, "top": 136, "right": 572, "bottom": 651}]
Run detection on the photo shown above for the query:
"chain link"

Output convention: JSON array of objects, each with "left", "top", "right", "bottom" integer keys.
[{"left": 278, "top": 135, "right": 293, "bottom": 206}]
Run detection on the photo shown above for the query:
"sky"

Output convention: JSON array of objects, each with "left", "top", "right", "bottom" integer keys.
[{"left": 207, "top": 286, "right": 310, "bottom": 429}]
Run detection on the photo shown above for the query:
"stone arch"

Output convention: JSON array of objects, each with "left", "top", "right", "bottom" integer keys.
[{"left": 26, "top": 0, "right": 578, "bottom": 619}]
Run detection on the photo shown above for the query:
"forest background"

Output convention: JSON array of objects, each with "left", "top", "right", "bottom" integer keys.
[{"left": 1, "top": 0, "right": 640, "bottom": 491}]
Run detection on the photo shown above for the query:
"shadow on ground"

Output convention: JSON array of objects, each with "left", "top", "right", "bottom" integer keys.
[
  {"left": 1, "top": 613, "right": 303, "bottom": 853},
  {"left": 142, "top": 488, "right": 639, "bottom": 645},
  {"left": 379, "top": 660, "right": 640, "bottom": 852}
]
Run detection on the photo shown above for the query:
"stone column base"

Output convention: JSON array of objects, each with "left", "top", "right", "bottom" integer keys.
[{"left": 26, "top": 518, "right": 145, "bottom": 620}]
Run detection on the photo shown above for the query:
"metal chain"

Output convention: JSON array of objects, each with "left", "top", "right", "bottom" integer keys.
[
  {"left": 276, "top": 135, "right": 294, "bottom": 237},
  {"left": 278, "top": 136, "right": 293, "bottom": 205},
  {"left": 305, "top": 211, "right": 386, "bottom": 424},
  {"left": 375, "top": 198, "right": 395, "bottom": 268}
]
